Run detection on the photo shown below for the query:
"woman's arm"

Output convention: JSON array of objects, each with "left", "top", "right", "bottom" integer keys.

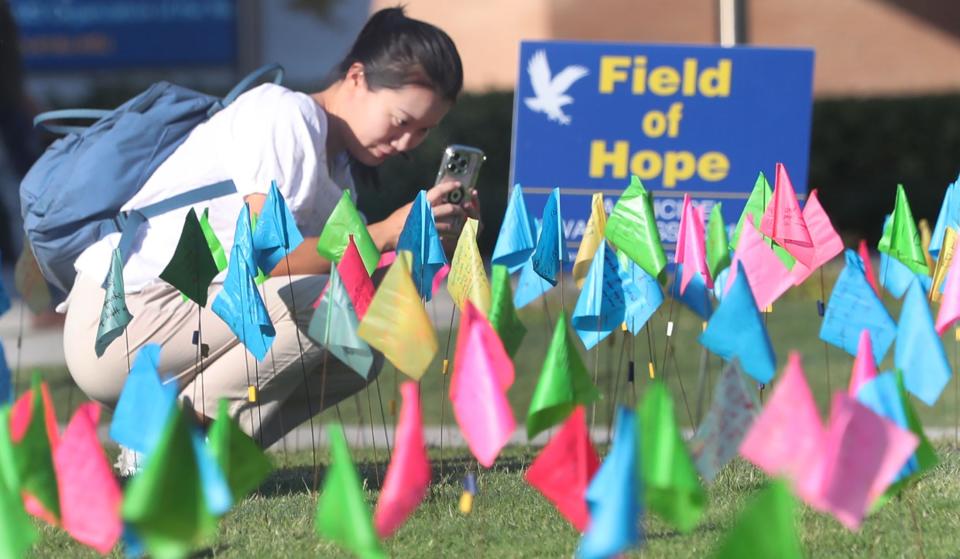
[{"left": 243, "top": 179, "right": 472, "bottom": 276}]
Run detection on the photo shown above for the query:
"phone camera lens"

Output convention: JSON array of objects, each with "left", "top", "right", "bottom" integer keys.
[{"left": 447, "top": 162, "right": 456, "bottom": 171}]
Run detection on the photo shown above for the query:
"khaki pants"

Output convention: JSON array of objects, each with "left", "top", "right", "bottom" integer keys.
[{"left": 63, "top": 272, "right": 382, "bottom": 448}]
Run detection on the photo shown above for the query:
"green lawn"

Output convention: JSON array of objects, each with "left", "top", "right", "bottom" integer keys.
[
  {"left": 29, "top": 444, "right": 960, "bottom": 558},
  {"left": 16, "top": 261, "right": 960, "bottom": 557}
]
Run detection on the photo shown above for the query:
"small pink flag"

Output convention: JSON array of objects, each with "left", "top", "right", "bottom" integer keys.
[
  {"left": 800, "top": 393, "right": 918, "bottom": 531},
  {"left": 450, "top": 301, "right": 516, "bottom": 468},
  {"left": 847, "top": 330, "right": 878, "bottom": 396},
  {"left": 675, "top": 194, "right": 713, "bottom": 293},
  {"left": 790, "top": 189, "right": 845, "bottom": 285},
  {"left": 725, "top": 218, "right": 794, "bottom": 309},
  {"left": 432, "top": 264, "right": 450, "bottom": 296},
  {"left": 54, "top": 403, "right": 123, "bottom": 553},
  {"left": 374, "top": 382, "right": 431, "bottom": 538},
  {"left": 935, "top": 246, "right": 960, "bottom": 334},
  {"left": 858, "top": 240, "right": 881, "bottom": 297},
  {"left": 524, "top": 406, "right": 600, "bottom": 532},
  {"left": 377, "top": 250, "right": 397, "bottom": 270},
  {"left": 760, "top": 162, "right": 815, "bottom": 266},
  {"left": 740, "top": 352, "right": 825, "bottom": 484}
]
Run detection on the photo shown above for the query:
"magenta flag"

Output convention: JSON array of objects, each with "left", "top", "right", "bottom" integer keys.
[
  {"left": 760, "top": 162, "right": 815, "bottom": 266},
  {"left": 54, "top": 403, "right": 123, "bottom": 553},
  {"left": 374, "top": 382, "right": 431, "bottom": 538},
  {"left": 847, "top": 330, "right": 878, "bottom": 396},
  {"left": 790, "top": 189, "right": 845, "bottom": 285},
  {"left": 725, "top": 218, "right": 794, "bottom": 309},
  {"left": 675, "top": 195, "right": 713, "bottom": 293},
  {"left": 798, "top": 393, "right": 918, "bottom": 531},
  {"left": 450, "top": 301, "right": 516, "bottom": 467},
  {"left": 935, "top": 246, "right": 960, "bottom": 334},
  {"left": 740, "top": 352, "right": 824, "bottom": 483}
]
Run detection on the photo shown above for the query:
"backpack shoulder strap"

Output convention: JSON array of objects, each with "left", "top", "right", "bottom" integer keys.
[{"left": 116, "top": 179, "right": 238, "bottom": 260}]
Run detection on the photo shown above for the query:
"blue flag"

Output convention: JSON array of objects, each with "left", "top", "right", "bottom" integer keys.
[
  {"left": 711, "top": 266, "right": 730, "bottom": 302},
  {"left": 532, "top": 188, "right": 567, "bottom": 285},
  {"left": 109, "top": 344, "right": 178, "bottom": 456},
  {"left": 514, "top": 222, "right": 555, "bottom": 309},
  {"left": 396, "top": 190, "right": 447, "bottom": 300},
  {"left": 895, "top": 280, "right": 952, "bottom": 406},
  {"left": 820, "top": 249, "right": 896, "bottom": 364},
  {"left": 191, "top": 430, "right": 233, "bottom": 517},
  {"left": 880, "top": 251, "right": 931, "bottom": 298},
  {"left": 572, "top": 242, "right": 628, "bottom": 349},
  {"left": 0, "top": 340, "right": 10, "bottom": 404},
  {"left": 578, "top": 406, "right": 642, "bottom": 559},
  {"left": 212, "top": 205, "right": 276, "bottom": 361},
  {"left": 855, "top": 372, "right": 919, "bottom": 481},
  {"left": 618, "top": 251, "right": 663, "bottom": 334},
  {"left": 492, "top": 184, "right": 536, "bottom": 273},
  {"left": 929, "top": 177, "right": 960, "bottom": 258},
  {"left": 671, "top": 263, "right": 713, "bottom": 320},
  {"left": 252, "top": 180, "right": 304, "bottom": 274},
  {"left": 699, "top": 262, "right": 775, "bottom": 384}
]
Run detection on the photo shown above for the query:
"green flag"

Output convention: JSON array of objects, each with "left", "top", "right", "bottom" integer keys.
[
  {"left": 0, "top": 406, "right": 37, "bottom": 558},
  {"left": 731, "top": 172, "right": 796, "bottom": 268},
  {"left": 315, "top": 424, "right": 385, "bottom": 559},
  {"left": 317, "top": 191, "right": 381, "bottom": 275},
  {"left": 122, "top": 405, "right": 218, "bottom": 559},
  {"left": 199, "top": 208, "right": 228, "bottom": 272},
  {"left": 488, "top": 265, "right": 527, "bottom": 357},
  {"left": 526, "top": 313, "right": 601, "bottom": 439},
  {"left": 160, "top": 208, "right": 220, "bottom": 307},
  {"left": 95, "top": 248, "right": 133, "bottom": 357},
  {"left": 706, "top": 203, "right": 731, "bottom": 278},
  {"left": 637, "top": 381, "right": 706, "bottom": 533},
  {"left": 12, "top": 374, "right": 59, "bottom": 521},
  {"left": 207, "top": 400, "right": 272, "bottom": 503},
  {"left": 878, "top": 184, "right": 929, "bottom": 275},
  {"left": 604, "top": 175, "right": 667, "bottom": 281},
  {"left": 712, "top": 481, "right": 803, "bottom": 559}
]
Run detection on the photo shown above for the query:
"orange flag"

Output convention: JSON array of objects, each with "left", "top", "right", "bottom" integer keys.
[{"left": 374, "top": 382, "right": 430, "bottom": 538}]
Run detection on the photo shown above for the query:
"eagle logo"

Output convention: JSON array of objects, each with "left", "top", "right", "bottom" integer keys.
[{"left": 524, "top": 49, "right": 589, "bottom": 125}]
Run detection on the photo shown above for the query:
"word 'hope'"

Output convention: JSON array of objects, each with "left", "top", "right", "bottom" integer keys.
[{"left": 589, "top": 140, "right": 730, "bottom": 187}]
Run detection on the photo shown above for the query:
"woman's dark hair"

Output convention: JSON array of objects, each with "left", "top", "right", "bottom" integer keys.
[
  {"left": 336, "top": 7, "right": 463, "bottom": 102},
  {"left": 341, "top": 7, "right": 463, "bottom": 189}
]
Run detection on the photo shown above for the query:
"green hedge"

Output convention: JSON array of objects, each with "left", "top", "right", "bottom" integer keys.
[{"left": 60, "top": 85, "right": 960, "bottom": 253}]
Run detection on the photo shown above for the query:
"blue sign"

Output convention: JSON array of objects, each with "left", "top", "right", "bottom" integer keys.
[
  {"left": 510, "top": 41, "right": 815, "bottom": 260},
  {"left": 11, "top": 0, "right": 236, "bottom": 69}
]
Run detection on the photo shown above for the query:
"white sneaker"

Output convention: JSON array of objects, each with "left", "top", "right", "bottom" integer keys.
[{"left": 114, "top": 446, "right": 144, "bottom": 477}]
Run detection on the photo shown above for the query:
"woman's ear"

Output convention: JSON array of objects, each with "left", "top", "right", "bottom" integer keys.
[{"left": 345, "top": 62, "right": 367, "bottom": 90}]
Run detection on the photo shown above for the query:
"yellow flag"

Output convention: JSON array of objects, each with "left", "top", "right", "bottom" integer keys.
[
  {"left": 931, "top": 227, "right": 957, "bottom": 303},
  {"left": 357, "top": 251, "right": 438, "bottom": 380},
  {"left": 573, "top": 193, "right": 607, "bottom": 288},
  {"left": 447, "top": 218, "right": 491, "bottom": 314},
  {"left": 919, "top": 218, "right": 935, "bottom": 273}
]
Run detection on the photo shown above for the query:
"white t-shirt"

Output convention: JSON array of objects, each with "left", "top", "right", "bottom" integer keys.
[{"left": 70, "top": 83, "right": 355, "bottom": 304}]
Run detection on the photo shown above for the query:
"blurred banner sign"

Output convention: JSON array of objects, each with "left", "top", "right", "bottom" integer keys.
[
  {"left": 11, "top": 0, "right": 236, "bottom": 69},
  {"left": 510, "top": 41, "right": 815, "bottom": 260}
]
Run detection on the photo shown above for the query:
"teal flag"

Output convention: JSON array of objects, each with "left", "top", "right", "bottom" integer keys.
[
  {"left": 532, "top": 188, "right": 567, "bottom": 285},
  {"left": 95, "top": 248, "right": 133, "bottom": 357},
  {"left": 397, "top": 190, "right": 447, "bottom": 301},
  {"left": 307, "top": 266, "right": 375, "bottom": 378}
]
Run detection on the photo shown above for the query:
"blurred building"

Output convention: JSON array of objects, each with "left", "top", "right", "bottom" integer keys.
[{"left": 11, "top": 0, "right": 960, "bottom": 105}]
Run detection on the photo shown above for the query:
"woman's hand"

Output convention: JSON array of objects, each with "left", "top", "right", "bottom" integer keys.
[{"left": 370, "top": 179, "right": 470, "bottom": 252}]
